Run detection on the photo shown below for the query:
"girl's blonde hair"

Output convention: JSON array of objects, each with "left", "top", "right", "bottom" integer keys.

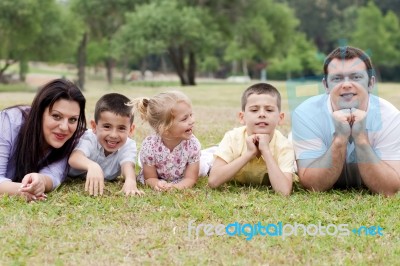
[{"left": 130, "top": 91, "right": 192, "bottom": 135}]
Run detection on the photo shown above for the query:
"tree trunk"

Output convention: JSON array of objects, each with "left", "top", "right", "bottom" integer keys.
[
  {"left": 242, "top": 59, "right": 248, "bottom": 77},
  {"left": 140, "top": 58, "right": 147, "bottom": 80},
  {"left": 187, "top": 51, "right": 196, "bottom": 85},
  {"left": 160, "top": 54, "right": 168, "bottom": 74},
  {"left": 0, "top": 59, "right": 16, "bottom": 83},
  {"left": 77, "top": 32, "right": 87, "bottom": 90},
  {"left": 121, "top": 55, "right": 128, "bottom": 84},
  {"left": 19, "top": 59, "right": 28, "bottom": 82},
  {"left": 105, "top": 58, "right": 114, "bottom": 84},
  {"left": 231, "top": 60, "right": 238, "bottom": 75},
  {"left": 168, "top": 47, "right": 188, "bottom": 85}
]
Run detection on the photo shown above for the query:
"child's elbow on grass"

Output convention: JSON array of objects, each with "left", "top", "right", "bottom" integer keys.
[
  {"left": 279, "top": 188, "right": 292, "bottom": 197},
  {"left": 207, "top": 177, "right": 220, "bottom": 189},
  {"left": 276, "top": 183, "right": 293, "bottom": 196}
]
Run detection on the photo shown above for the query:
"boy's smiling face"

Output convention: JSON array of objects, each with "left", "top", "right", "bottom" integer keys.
[
  {"left": 91, "top": 111, "right": 135, "bottom": 156},
  {"left": 239, "top": 93, "right": 284, "bottom": 135}
]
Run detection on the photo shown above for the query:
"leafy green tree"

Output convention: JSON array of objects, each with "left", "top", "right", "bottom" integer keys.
[
  {"left": 0, "top": 0, "right": 40, "bottom": 80},
  {"left": 351, "top": 1, "right": 400, "bottom": 77},
  {"left": 284, "top": 0, "right": 369, "bottom": 52},
  {"left": 326, "top": 6, "right": 358, "bottom": 47},
  {"left": 180, "top": 0, "right": 299, "bottom": 77},
  {"left": 375, "top": 0, "right": 400, "bottom": 17},
  {"left": 223, "top": 15, "right": 275, "bottom": 76},
  {"left": 0, "top": 0, "right": 79, "bottom": 82},
  {"left": 198, "top": 56, "right": 220, "bottom": 78},
  {"left": 117, "top": 0, "right": 220, "bottom": 85},
  {"left": 70, "top": 0, "right": 143, "bottom": 85},
  {"left": 269, "top": 33, "right": 322, "bottom": 79},
  {"left": 220, "top": 0, "right": 299, "bottom": 77},
  {"left": 384, "top": 11, "right": 400, "bottom": 59},
  {"left": 113, "top": 6, "right": 166, "bottom": 82}
]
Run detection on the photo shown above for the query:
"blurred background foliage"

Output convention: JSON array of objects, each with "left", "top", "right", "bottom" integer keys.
[{"left": 1, "top": 0, "right": 400, "bottom": 87}]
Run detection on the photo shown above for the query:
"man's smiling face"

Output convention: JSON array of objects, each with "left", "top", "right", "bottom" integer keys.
[{"left": 325, "top": 57, "right": 374, "bottom": 111}]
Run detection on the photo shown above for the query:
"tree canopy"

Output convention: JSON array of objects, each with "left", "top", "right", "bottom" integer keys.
[
  {"left": 2, "top": 0, "right": 400, "bottom": 84},
  {"left": 0, "top": 0, "right": 80, "bottom": 81}
]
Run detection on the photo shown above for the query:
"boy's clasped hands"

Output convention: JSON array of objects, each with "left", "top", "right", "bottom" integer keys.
[{"left": 246, "top": 133, "right": 272, "bottom": 158}]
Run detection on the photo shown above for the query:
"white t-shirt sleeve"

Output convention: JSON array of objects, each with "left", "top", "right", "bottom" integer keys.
[
  {"left": 292, "top": 107, "right": 329, "bottom": 160},
  {"left": 119, "top": 138, "right": 137, "bottom": 165},
  {"left": 73, "top": 130, "right": 97, "bottom": 158},
  {"left": 373, "top": 99, "right": 400, "bottom": 160}
]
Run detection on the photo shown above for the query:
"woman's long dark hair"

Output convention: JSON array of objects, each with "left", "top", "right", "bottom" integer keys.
[{"left": 11, "top": 79, "right": 87, "bottom": 182}]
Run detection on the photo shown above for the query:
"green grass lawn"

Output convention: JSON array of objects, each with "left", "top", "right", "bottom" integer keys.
[
  {"left": 1, "top": 78, "right": 399, "bottom": 265},
  {"left": 0, "top": 83, "right": 33, "bottom": 92}
]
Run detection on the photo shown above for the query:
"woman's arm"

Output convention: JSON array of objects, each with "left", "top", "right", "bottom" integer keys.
[
  {"left": 0, "top": 174, "right": 49, "bottom": 201},
  {"left": 0, "top": 181, "right": 24, "bottom": 196}
]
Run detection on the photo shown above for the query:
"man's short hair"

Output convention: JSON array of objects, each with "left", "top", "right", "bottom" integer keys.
[{"left": 323, "top": 46, "right": 375, "bottom": 81}]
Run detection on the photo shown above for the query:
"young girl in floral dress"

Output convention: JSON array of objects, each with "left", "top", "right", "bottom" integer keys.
[{"left": 131, "top": 91, "right": 201, "bottom": 191}]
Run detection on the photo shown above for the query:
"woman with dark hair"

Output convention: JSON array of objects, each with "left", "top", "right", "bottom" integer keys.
[{"left": 0, "top": 78, "right": 87, "bottom": 201}]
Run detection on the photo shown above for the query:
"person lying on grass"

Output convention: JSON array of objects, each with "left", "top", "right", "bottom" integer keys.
[
  {"left": 0, "top": 79, "right": 86, "bottom": 201},
  {"left": 131, "top": 91, "right": 201, "bottom": 192},
  {"left": 208, "top": 83, "right": 295, "bottom": 196},
  {"left": 68, "top": 93, "right": 144, "bottom": 196},
  {"left": 291, "top": 46, "right": 400, "bottom": 196}
]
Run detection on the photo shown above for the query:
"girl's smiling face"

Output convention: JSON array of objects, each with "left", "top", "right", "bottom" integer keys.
[{"left": 164, "top": 102, "right": 195, "bottom": 141}]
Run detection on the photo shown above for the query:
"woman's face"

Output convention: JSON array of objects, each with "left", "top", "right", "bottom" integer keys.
[{"left": 42, "top": 99, "right": 81, "bottom": 149}]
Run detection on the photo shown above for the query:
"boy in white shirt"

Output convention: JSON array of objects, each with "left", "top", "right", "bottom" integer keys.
[{"left": 68, "top": 93, "right": 143, "bottom": 196}]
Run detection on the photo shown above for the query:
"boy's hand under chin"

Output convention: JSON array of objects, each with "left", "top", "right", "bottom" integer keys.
[
  {"left": 246, "top": 134, "right": 260, "bottom": 158},
  {"left": 255, "top": 134, "right": 271, "bottom": 154},
  {"left": 246, "top": 133, "right": 271, "bottom": 158}
]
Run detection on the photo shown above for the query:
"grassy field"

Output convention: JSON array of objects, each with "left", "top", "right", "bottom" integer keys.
[{"left": 0, "top": 78, "right": 399, "bottom": 265}]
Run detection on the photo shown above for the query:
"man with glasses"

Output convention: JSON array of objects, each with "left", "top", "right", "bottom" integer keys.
[{"left": 292, "top": 46, "right": 400, "bottom": 196}]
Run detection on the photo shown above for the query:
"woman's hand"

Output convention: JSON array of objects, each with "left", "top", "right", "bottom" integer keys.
[{"left": 20, "top": 173, "right": 47, "bottom": 201}]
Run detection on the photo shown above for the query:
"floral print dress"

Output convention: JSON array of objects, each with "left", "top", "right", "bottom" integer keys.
[{"left": 137, "top": 134, "right": 201, "bottom": 184}]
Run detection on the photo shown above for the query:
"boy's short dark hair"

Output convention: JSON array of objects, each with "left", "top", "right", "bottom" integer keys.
[
  {"left": 94, "top": 93, "right": 134, "bottom": 124},
  {"left": 241, "top": 83, "right": 281, "bottom": 111}
]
